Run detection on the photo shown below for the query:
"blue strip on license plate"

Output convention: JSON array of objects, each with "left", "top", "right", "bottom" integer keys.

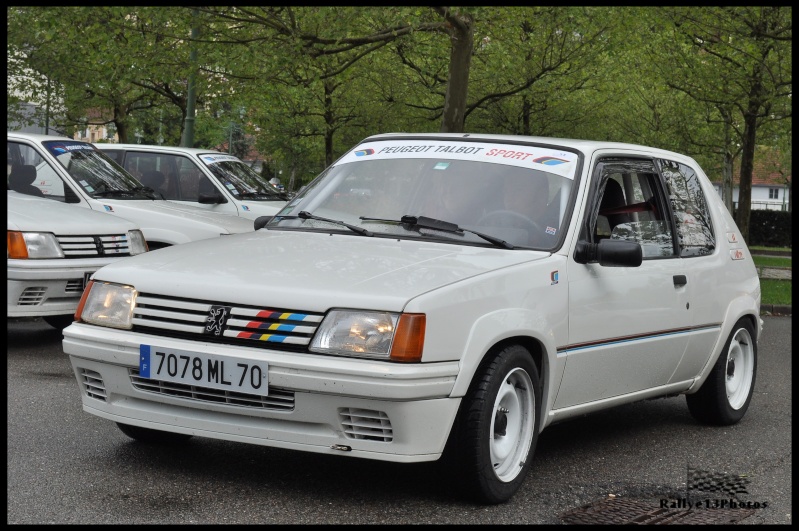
[{"left": 139, "top": 344, "right": 269, "bottom": 396}]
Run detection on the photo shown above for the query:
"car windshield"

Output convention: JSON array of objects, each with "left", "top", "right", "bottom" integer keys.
[
  {"left": 42, "top": 141, "right": 155, "bottom": 199},
  {"left": 199, "top": 154, "right": 288, "bottom": 201},
  {"left": 268, "top": 139, "right": 579, "bottom": 250}
]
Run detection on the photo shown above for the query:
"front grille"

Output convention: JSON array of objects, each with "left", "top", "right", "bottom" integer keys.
[
  {"left": 339, "top": 408, "right": 393, "bottom": 442},
  {"left": 132, "top": 293, "right": 324, "bottom": 352},
  {"left": 129, "top": 368, "right": 295, "bottom": 411},
  {"left": 18, "top": 287, "right": 47, "bottom": 306},
  {"left": 79, "top": 368, "right": 107, "bottom": 401},
  {"left": 65, "top": 279, "right": 84, "bottom": 293},
  {"left": 56, "top": 234, "right": 131, "bottom": 257}
]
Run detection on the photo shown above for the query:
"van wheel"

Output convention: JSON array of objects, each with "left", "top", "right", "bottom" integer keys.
[
  {"left": 448, "top": 344, "right": 541, "bottom": 504},
  {"left": 686, "top": 318, "right": 757, "bottom": 425},
  {"left": 43, "top": 315, "right": 75, "bottom": 329},
  {"left": 116, "top": 423, "right": 193, "bottom": 444}
]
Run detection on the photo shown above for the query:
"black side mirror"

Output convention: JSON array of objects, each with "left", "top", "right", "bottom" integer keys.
[
  {"left": 198, "top": 193, "right": 227, "bottom": 204},
  {"left": 254, "top": 216, "right": 272, "bottom": 230},
  {"left": 574, "top": 239, "right": 643, "bottom": 267}
]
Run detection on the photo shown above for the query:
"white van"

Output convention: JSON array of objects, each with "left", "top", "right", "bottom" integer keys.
[
  {"left": 7, "top": 132, "right": 254, "bottom": 250},
  {"left": 95, "top": 144, "right": 288, "bottom": 220},
  {"left": 7, "top": 190, "right": 148, "bottom": 329}
]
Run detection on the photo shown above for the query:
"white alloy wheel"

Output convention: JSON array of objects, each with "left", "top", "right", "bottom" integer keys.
[
  {"left": 490, "top": 367, "right": 536, "bottom": 482},
  {"left": 725, "top": 327, "right": 755, "bottom": 410}
]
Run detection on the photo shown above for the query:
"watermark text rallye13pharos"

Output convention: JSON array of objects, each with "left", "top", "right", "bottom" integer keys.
[{"left": 63, "top": 133, "right": 761, "bottom": 504}]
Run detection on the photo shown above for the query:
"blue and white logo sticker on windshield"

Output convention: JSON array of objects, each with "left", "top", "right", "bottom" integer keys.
[{"left": 335, "top": 140, "right": 578, "bottom": 179}]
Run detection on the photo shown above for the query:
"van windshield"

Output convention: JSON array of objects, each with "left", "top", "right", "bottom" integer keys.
[{"left": 42, "top": 141, "right": 155, "bottom": 199}]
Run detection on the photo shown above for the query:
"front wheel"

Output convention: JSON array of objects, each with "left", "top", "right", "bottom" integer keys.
[
  {"left": 116, "top": 422, "right": 193, "bottom": 445},
  {"left": 447, "top": 344, "right": 541, "bottom": 504},
  {"left": 686, "top": 318, "right": 757, "bottom": 425}
]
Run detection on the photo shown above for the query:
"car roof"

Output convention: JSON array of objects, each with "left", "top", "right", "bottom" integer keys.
[
  {"left": 7, "top": 131, "right": 75, "bottom": 142},
  {"left": 362, "top": 132, "right": 691, "bottom": 161},
  {"left": 95, "top": 143, "right": 223, "bottom": 157}
]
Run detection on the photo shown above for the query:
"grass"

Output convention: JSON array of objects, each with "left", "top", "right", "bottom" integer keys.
[
  {"left": 752, "top": 255, "right": 792, "bottom": 268},
  {"left": 761, "top": 279, "right": 792, "bottom": 307},
  {"left": 750, "top": 245, "right": 792, "bottom": 253},
  {"left": 754, "top": 246, "right": 792, "bottom": 309}
]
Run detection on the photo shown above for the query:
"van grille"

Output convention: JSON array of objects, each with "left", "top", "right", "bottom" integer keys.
[{"left": 56, "top": 234, "right": 131, "bottom": 257}]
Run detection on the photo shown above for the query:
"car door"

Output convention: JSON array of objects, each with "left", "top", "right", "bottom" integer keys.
[{"left": 555, "top": 155, "right": 695, "bottom": 409}]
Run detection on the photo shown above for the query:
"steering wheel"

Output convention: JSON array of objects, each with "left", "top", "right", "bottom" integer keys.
[{"left": 478, "top": 210, "right": 542, "bottom": 237}]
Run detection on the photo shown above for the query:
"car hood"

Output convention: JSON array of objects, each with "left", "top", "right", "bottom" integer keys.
[
  {"left": 7, "top": 191, "right": 138, "bottom": 233},
  {"left": 95, "top": 230, "right": 551, "bottom": 311},
  {"left": 94, "top": 198, "right": 254, "bottom": 234}
]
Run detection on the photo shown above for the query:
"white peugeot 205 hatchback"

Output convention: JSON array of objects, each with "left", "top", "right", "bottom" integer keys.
[
  {"left": 62, "top": 133, "right": 761, "bottom": 504},
  {"left": 7, "top": 190, "right": 148, "bottom": 329}
]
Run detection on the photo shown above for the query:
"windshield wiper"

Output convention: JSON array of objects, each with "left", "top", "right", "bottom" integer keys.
[
  {"left": 93, "top": 187, "right": 156, "bottom": 199},
  {"left": 360, "top": 215, "right": 515, "bottom": 249},
  {"left": 296, "top": 211, "right": 373, "bottom": 236},
  {"left": 239, "top": 191, "right": 281, "bottom": 200}
]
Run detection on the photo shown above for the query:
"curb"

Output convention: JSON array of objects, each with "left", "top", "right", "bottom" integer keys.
[{"left": 760, "top": 304, "right": 792, "bottom": 316}]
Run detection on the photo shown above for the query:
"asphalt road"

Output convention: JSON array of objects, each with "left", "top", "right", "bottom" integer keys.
[{"left": 7, "top": 316, "right": 792, "bottom": 524}]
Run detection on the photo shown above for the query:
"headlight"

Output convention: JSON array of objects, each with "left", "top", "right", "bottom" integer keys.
[
  {"left": 128, "top": 230, "right": 148, "bottom": 255},
  {"left": 7, "top": 231, "right": 64, "bottom": 259},
  {"left": 310, "top": 310, "right": 425, "bottom": 362},
  {"left": 77, "top": 281, "right": 137, "bottom": 329}
]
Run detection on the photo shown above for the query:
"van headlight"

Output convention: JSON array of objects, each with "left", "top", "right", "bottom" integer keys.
[
  {"left": 310, "top": 310, "right": 425, "bottom": 362},
  {"left": 7, "top": 231, "right": 64, "bottom": 259},
  {"left": 128, "top": 230, "right": 148, "bottom": 255},
  {"left": 77, "top": 281, "right": 137, "bottom": 329}
]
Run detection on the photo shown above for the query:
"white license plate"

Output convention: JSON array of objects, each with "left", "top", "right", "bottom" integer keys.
[{"left": 139, "top": 345, "right": 268, "bottom": 396}]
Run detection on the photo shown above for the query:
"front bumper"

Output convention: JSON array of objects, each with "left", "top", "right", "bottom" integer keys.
[
  {"left": 7, "top": 258, "right": 115, "bottom": 317},
  {"left": 63, "top": 322, "right": 462, "bottom": 462}
]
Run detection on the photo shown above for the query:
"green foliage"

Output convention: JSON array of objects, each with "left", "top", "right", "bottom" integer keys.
[{"left": 739, "top": 210, "right": 793, "bottom": 248}]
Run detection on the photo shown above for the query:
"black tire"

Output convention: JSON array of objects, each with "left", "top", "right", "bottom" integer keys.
[
  {"left": 116, "top": 422, "right": 193, "bottom": 445},
  {"left": 446, "top": 344, "right": 541, "bottom": 504},
  {"left": 43, "top": 315, "right": 76, "bottom": 330},
  {"left": 686, "top": 318, "right": 757, "bottom": 425}
]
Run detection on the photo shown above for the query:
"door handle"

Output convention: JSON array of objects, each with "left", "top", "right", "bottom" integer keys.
[{"left": 673, "top": 275, "right": 687, "bottom": 287}]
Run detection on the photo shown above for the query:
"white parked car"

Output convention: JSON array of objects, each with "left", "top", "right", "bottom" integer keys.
[
  {"left": 7, "top": 132, "right": 254, "bottom": 250},
  {"left": 63, "top": 133, "right": 761, "bottom": 504},
  {"left": 7, "top": 190, "right": 148, "bottom": 329},
  {"left": 95, "top": 143, "right": 288, "bottom": 220}
]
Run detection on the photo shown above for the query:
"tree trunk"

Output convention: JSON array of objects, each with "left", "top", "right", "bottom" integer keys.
[
  {"left": 735, "top": 108, "right": 759, "bottom": 243},
  {"left": 440, "top": 13, "right": 474, "bottom": 133},
  {"left": 324, "top": 80, "right": 335, "bottom": 167},
  {"left": 113, "top": 105, "right": 129, "bottom": 143}
]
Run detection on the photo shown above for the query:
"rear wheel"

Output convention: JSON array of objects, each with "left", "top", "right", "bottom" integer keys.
[
  {"left": 686, "top": 318, "right": 757, "bottom": 425},
  {"left": 116, "top": 423, "right": 193, "bottom": 444},
  {"left": 447, "top": 344, "right": 541, "bottom": 504}
]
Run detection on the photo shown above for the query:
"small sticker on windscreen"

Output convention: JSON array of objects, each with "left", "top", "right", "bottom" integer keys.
[{"left": 433, "top": 162, "right": 450, "bottom": 170}]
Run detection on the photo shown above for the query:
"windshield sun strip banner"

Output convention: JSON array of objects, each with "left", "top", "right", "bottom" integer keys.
[
  {"left": 200, "top": 154, "right": 242, "bottom": 165},
  {"left": 43, "top": 141, "right": 97, "bottom": 156},
  {"left": 334, "top": 140, "right": 579, "bottom": 179}
]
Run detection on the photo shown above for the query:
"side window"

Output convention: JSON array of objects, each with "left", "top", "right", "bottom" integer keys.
[
  {"left": 124, "top": 152, "right": 184, "bottom": 200},
  {"left": 657, "top": 160, "right": 715, "bottom": 257},
  {"left": 7, "top": 141, "right": 69, "bottom": 201},
  {"left": 587, "top": 160, "right": 676, "bottom": 259}
]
